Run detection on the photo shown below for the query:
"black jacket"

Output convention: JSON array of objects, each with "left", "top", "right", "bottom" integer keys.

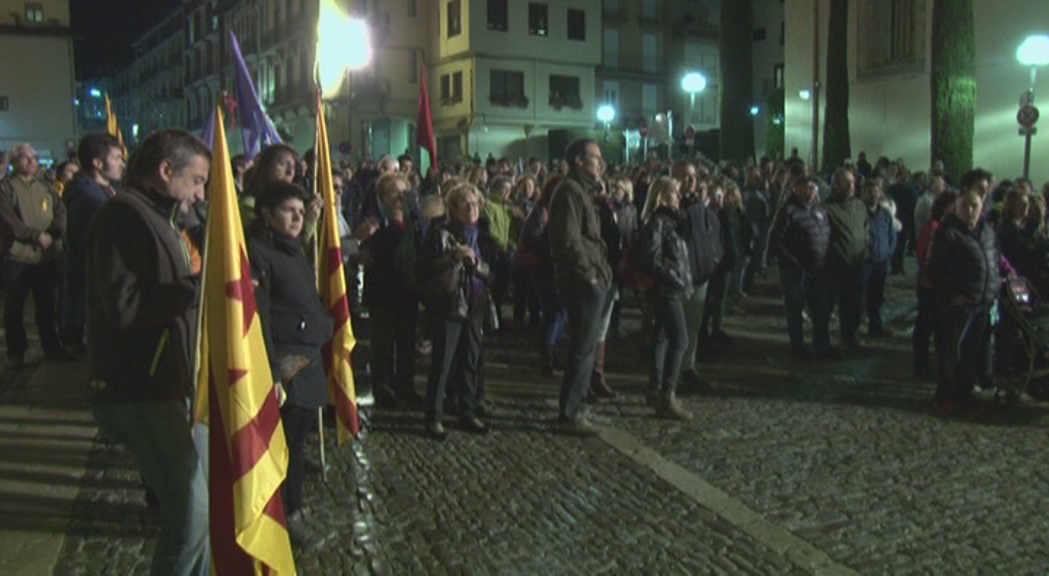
[
  {"left": 86, "top": 184, "right": 198, "bottom": 403},
  {"left": 361, "top": 214, "right": 419, "bottom": 309},
  {"left": 634, "top": 207, "right": 692, "bottom": 298},
  {"left": 416, "top": 216, "right": 493, "bottom": 321},
  {"left": 769, "top": 195, "right": 831, "bottom": 272},
  {"left": 64, "top": 173, "right": 113, "bottom": 327},
  {"left": 928, "top": 214, "right": 1000, "bottom": 306},
  {"left": 249, "top": 227, "right": 334, "bottom": 409},
  {"left": 680, "top": 196, "right": 722, "bottom": 285}
]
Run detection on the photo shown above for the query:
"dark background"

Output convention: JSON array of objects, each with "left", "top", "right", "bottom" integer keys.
[{"left": 72, "top": 0, "right": 180, "bottom": 79}]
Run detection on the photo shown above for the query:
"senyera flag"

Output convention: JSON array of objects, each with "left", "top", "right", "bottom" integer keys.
[
  {"left": 315, "top": 94, "right": 360, "bottom": 444},
  {"left": 196, "top": 105, "right": 296, "bottom": 574}
]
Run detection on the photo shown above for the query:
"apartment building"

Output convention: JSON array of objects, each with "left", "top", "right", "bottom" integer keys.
[{"left": 0, "top": 0, "right": 76, "bottom": 163}]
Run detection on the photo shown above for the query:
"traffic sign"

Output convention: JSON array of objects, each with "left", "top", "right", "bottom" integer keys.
[
  {"left": 1018, "top": 104, "right": 1040, "bottom": 128},
  {"left": 684, "top": 125, "right": 696, "bottom": 139}
]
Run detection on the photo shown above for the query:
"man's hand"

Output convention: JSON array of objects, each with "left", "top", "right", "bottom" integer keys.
[{"left": 37, "top": 232, "right": 53, "bottom": 250}]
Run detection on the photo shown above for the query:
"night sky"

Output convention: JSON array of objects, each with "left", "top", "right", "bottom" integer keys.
[{"left": 72, "top": 0, "right": 180, "bottom": 79}]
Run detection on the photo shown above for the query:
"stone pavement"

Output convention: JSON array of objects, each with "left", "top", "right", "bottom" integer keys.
[{"left": 4, "top": 264, "right": 1049, "bottom": 574}]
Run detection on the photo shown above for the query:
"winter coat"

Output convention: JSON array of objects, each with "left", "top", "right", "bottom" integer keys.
[
  {"left": 518, "top": 204, "right": 553, "bottom": 274},
  {"left": 866, "top": 203, "right": 898, "bottom": 263},
  {"left": 249, "top": 227, "right": 334, "bottom": 409},
  {"left": 769, "top": 195, "right": 831, "bottom": 272},
  {"left": 548, "top": 172, "right": 612, "bottom": 289},
  {"left": 64, "top": 173, "right": 114, "bottom": 327},
  {"left": 718, "top": 206, "right": 751, "bottom": 272},
  {"left": 634, "top": 206, "right": 692, "bottom": 299},
  {"left": 928, "top": 213, "right": 1000, "bottom": 307},
  {"left": 824, "top": 196, "right": 869, "bottom": 267},
  {"left": 680, "top": 196, "right": 723, "bottom": 285},
  {"left": 361, "top": 214, "right": 419, "bottom": 309},
  {"left": 416, "top": 216, "right": 493, "bottom": 321},
  {"left": 0, "top": 174, "right": 66, "bottom": 263}
]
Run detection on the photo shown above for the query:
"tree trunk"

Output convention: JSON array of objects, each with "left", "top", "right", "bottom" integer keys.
[
  {"left": 718, "top": 0, "right": 755, "bottom": 163},
  {"left": 931, "top": 0, "right": 975, "bottom": 181},
  {"left": 821, "top": 0, "right": 851, "bottom": 171}
]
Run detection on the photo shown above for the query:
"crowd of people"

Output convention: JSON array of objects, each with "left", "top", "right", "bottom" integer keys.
[{"left": 4, "top": 129, "right": 1049, "bottom": 569}]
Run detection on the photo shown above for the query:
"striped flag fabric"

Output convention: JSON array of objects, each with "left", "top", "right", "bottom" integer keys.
[
  {"left": 103, "top": 94, "right": 125, "bottom": 156},
  {"left": 196, "top": 106, "right": 296, "bottom": 574},
  {"left": 416, "top": 63, "right": 438, "bottom": 170},
  {"left": 229, "top": 30, "right": 283, "bottom": 160},
  {"left": 315, "top": 96, "right": 360, "bottom": 444}
]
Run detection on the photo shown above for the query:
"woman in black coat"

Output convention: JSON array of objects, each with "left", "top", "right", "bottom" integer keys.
[
  {"left": 635, "top": 176, "right": 693, "bottom": 420},
  {"left": 248, "top": 181, "right": 333, "bottom": 524},
  {"left": 416, "top": 183, "right": 494, "bottom": 440}
]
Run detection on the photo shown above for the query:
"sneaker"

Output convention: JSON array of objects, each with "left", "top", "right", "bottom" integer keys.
[
  {"left": 425, "top": 422, "right": 448, "bottom": 441},
  {"left": 657, "top": 394, "right": 693, "bottom": 421},
  {"left": 556, "top": 416, "right": 600, "bottom": 437}
]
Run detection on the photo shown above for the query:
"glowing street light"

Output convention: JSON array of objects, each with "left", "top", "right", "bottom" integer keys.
[
  {"left": 680, "top": 71, "right": 707, "bottom": 124},
  {"left": 317, "top": 0, "right": 373, "bottom": 96},
  {"left": 750, "top": 105, "right": 760, "bottom": 117},
  {"left": 1016, "top": 34, "right": 1049, "bottom": 179},
  {"left": 596, "top": 104, "right": 616, "bottom": 125},
  {"left": 798, "top": 89, "right": 812, "bottom": 101}
]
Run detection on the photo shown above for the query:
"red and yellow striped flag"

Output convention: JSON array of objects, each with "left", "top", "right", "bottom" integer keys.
[
  {"left": 197, "top": 106, "right": 296, "bottom": 574},
  {"left": 315, "top": 96, "right": 360, "bottom": 444},
  {"left": 103, "top": 94, "right": 126, "bottom": 157}
]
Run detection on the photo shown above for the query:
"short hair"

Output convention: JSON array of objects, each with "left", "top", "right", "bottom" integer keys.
[
  {"left": 397, "top": 153, "right": 414, "bottom": 164},
  {"left": 11, "top": 143, "right": 34, "bottom": 159},
  {"left": 831, "top": 167, "right": 855, "bottom": 189},
  {"left": 960, "top": 168, "right": 993, "bottom": 194},
  {"left": 255, "top": 180, "right": 308, "bottom": 217},
  {"left": 77, "top": 133, "right": 121, "bottom": 173},
  {"left": 377, "top": 154, "right": 399, "bottom": 172},
  {"left": 1004, "top": 188, "right": 1030, "bottom": 219},
  {"left": 126, "top": 129, "right": 210, "bottom": 185},
  {"left": 445, "top": 182, "right": 482, "bottom": 212},
  {"left": 375, "top": 171, "right": 409, "bottom": 199},
  {"left": 488, "top": 175, "right": 513, "bottom": 196},
  {"left": 563, "top": 138, "right": 596, "bottom": 168}
]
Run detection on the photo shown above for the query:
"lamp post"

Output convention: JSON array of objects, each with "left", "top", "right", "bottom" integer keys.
[
  {"left": 681, "top": 72, "right": 706, "bottom": 160},
  {"left": 597, "top": 104, "right": 616, "bottom": 162},
  {"left": 1017, "top": 34, "right": 1049, "bottom": 179},
  {"left": 317, "top": 1, "right": 372, "bottom": 157}
]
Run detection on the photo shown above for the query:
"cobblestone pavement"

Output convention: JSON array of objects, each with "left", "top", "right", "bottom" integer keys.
[{"left": 24, "top": 262, "right": 1049, "bottom": 573}]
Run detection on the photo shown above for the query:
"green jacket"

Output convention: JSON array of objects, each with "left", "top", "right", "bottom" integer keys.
[
  {"left": 0, "top": 175, "right": 66, "bottom": 264},
  {"left": 824, "top": 196, "right": 868, "bottom": 267},
  {"left": 548, "top": 172, "right": 611, "bottom": 288},
  {"left": 484, "top": 196, "right": 513, "bottom": 251}
]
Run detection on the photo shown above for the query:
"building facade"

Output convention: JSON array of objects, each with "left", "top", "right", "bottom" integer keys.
[
  {"left": 0, "top": 0, "right": 76, "bottom": 163},
  {"left": 784, "top": 0, "right": 1048, "bottom": 184}
]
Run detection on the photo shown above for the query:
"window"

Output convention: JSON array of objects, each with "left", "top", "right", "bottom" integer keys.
[
  {"left": 487, "top": 0, "right": 508, "bottom": 32},
  {"left": 549, "top": 75, "right": 581, "bottom": 110},
  {"left": 490, "top": 69, "right": 526, "bottom": 107},
  {"left": 602, "top": 80, "right": 619, "bottom": 107},
  {"left": 440, "top": 72, "right": 463, "bottom": 103},
  {"left": 408, "top": 0, "right": 416, "bottom": 17},
  {"left": 603, "top": 29, "right": 619, "bottom": 67},
  {"left": 858, "top": 0, "right": 925, "bottom": 78},
  {"left": 567, "top": 9, "right": 585, "bottom": 41},
  {"left": 529, "top": 3, "right": 548, "bottom": 36},
  {"left": 642, "top": 83, "right": 658, "bottom": 117},
  {"left": 642, "top": 33, "right": 657, "bottom": 73},
  {"left": 452, "top": 72, "right": 463, "bottom": 101},
  {"left": 440, "top": 74, "right": 451, "bottom": 100},
  {"left": 447, "top": 1, "right": 461, "bottom": 37}
]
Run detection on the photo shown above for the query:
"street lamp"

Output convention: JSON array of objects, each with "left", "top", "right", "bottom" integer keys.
[
  {"left": 1016, "top": 34, "right": 1049, "bottom": 179},
  {"left": 596, "top": 104, "right": 615, "bottom": 128},
  {"left": 680, "top": 71, "right": 707, "bottom": 124},
  {"left": 317, "top": 0, "right": 372, "bottom": 96}
]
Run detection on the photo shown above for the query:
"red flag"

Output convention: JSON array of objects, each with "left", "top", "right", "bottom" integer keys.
[{"left": 416, "top": 63, "right": 438, "bottom": 170}]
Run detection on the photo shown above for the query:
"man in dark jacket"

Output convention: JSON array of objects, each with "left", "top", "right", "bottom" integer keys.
[
  {"left": 87, "top": 129, "right": 210, "bottom": 576},
  {"left": 62, "top": 133, "right": 123, "bottom": 353},
  {"left": 770, "top": 176, "right": 833, "bottom": 359},
  {"left": 824, "top": 168, "right": 868, "bottom": 348},
  {"left": 862, "top": 179, "right": 897, "bottom": 337},
  {"left": 928, "top": 190, "right": 999, "bottom": 413},
  {"left": 887, "top": 168, "right": 917, "bottom": 274},
  {"left": 671, "top": 161, "right": 722, "bottom": 389},
  {"left": 548, "top": 139, "right": 611, "bottom": 435}
]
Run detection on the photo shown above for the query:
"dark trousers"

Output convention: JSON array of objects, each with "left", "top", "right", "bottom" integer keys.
[
  {"left": 891, "top": 224, "right": 912, "bottom": 273},
  {"left": 701, "top": 268, "right": 731, "bottom": 333},
  {"left": 863, "top": 260, "right": 889, "bottom": 331},
  {"left": 532, "top": 272, "right": 567, "bottom": 346},
  {"left": 512, "top": 266, "right": 540, "bottom": 324},
  {"left": 935, "top": 303, "right": 991, "bottom": 402},
  {"left": 650, "top": 295, "right": 688, "bottom": 395},
  {"left": 780, "top": 264, "right": 831, "bottom": 354},
  {"left": 280, "top": 404, "right": 313, "bottom": 515},
  {"left": 913, "top": 284, "right": 936, "bottom": 371},
  {"left": 369, "top": 302, "right": 418, "bottom": 398},
  {"left": 4, "top": 259, "right": 61, "bottom": 358},
  {"left": 830, "top": 260, "right": 864, "bottom": 342},
  {"left": 425, "top": 300, "right": 484, "bottom": 425},
  {"left": 742, "top": 233, "right": 768, "bottom": 293},
  {"left": 558, "top": 280, "right": 606, "bottom": 420}
]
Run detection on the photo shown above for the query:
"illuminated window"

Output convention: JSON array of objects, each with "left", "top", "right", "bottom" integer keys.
[
  {"left": 25, "top": 3, "right": 43, "bottom": 23},
  {"left": 858, "top": 0, "right": 926, "bottom": 78}
]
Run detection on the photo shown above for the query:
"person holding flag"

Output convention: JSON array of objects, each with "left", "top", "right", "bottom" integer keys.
[{"left": 86, "top": 129, "right": 210, "bottom": 575}]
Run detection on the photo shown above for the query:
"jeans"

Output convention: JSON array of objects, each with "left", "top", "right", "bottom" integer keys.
[
  {"left": 935, "top": 303, "right": 991, "bottom": 402},
  {"left": 681, "top": 282, "right": 709, "bottom": 374},
  {"left": 93, "top": 401, "right": 209, "bottom": 576},
  {"left": 863, "top": 260, "right": 889, "bottom": 331},
  {"left": 780, "top": 264, "right": 831, "bottom": 353},
  {"left": 4, "top": 259, "right": 61, "bottom": 358},
  {"left": 701, "top": 269, "right": 731, "bottom": 334},
  {"left": 650, "top": 295, "right": 688, "bottom": 395},
  {"left": 913, "top": 284, "right": 935, "bottom": 371},
  {"left": 830, "top": 260, "right": 864, "bottom": 343},
  {"left": 595, "top": 284, "right": 619, "bottom": 342},
  {"left": 558, "top": 279, "right": 606, "bottom": 420},
  {"left": 532, "top": 273, "right": 567, "bottom": 347}
]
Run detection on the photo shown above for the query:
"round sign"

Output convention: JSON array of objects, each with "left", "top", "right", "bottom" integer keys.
[
  {"left": 639, "top": 118, "right": 649, "bottom": 137},
  {"left": 1018, "top": 104, "right": 1040, "bottom": 128},
  {"left": 338, "top": 140, "right": 352, "bottom": 155},
  {"left": 684, "top": 125, "right": 696, "bottom": 139}
]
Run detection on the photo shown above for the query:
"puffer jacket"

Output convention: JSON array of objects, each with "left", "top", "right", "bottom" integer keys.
[
  {"left": 928, "top": 213, "right": 1000, "bottom": 306},
  {"left": 769, "top": 195, "right": 831, "bottom": 272},
  {"left": 634, "top": 206, "right": 692, "bottom": 299},
  {"left": 416, "top": 216, "right": 493, "bottom": 321},
  {"left": 680, "top": 196, "right": 722, "bottom": 285}
]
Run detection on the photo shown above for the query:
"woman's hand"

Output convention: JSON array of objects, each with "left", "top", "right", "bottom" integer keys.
[
  {"left": 454, "top": 244, "right": 476, "bottom": 266},
  {"left": 306, "top": 195, "right": 323, "bottom": 225}
]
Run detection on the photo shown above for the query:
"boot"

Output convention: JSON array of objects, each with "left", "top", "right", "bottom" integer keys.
[
  {"left": 590, "top": 341, "right": 618, "bottom": 399},
  {"left": 657, "top": 392, "right": 693, "bottom": 421},
  {"left": 541, "top": 345, "right": 556, "bottom": 377}
]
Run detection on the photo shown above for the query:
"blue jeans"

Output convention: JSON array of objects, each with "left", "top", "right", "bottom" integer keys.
[
  {"left": 780, "top": 264, "right": 831, "bottom": 354},
  {"left": 93, "top": 401, "right": 209, "bottom": 576},
  {"left": 532, "top": 273, "right": 567, "bottom": 346}
]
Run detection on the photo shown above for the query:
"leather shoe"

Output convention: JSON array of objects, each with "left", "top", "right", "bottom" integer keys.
[
  {"left": 425, "top": 422, "right": 448, "bottom": 441},
  {"left": 459, "top": 417, "right": 489, "bottom": 435}
]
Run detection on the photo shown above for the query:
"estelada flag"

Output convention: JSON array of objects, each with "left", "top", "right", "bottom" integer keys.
[
  {"left": 315, "top": 95, "right": 360, "bottom": 444},
  {"left": 196, "top": 106, "right": 296, "bottom": 574},
  {"left": 416, "top": 63, "right": 438, "bottom": 170},
  {"left": 103, "top": 94, "right": 126, "bottom": 158}
]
